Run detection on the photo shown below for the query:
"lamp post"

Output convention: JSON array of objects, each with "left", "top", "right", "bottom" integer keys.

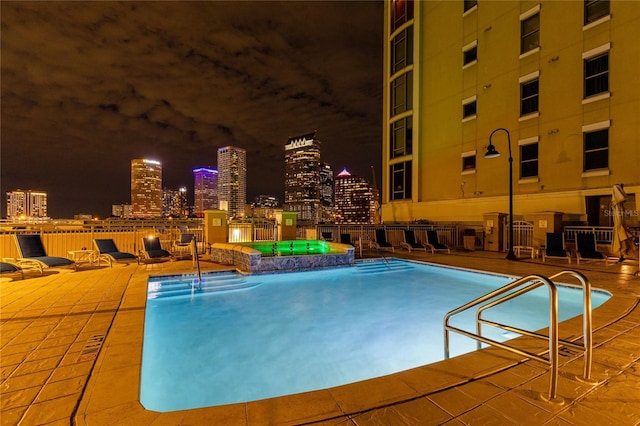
[{"left": 485, "top": 128, "right": 518, "bottom": 261}]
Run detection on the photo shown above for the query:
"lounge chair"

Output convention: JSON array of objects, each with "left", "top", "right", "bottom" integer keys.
[
  {"left": 575, "top": 233, "right": 608, "bottom": 265},
  {"left": 425, "top": 230, "right": 451, "bottom": 254},
  {"left": 542, "top": 232, "right": 571, "bottom": 263},
  {"left": 373, "top": 229, "right": 394, "bottom": 252},
  {"left": 172, "top": 233, "right": 195, "bottom": 259},
  {"left": 14, "top": 234, "right": 76, "bottom": 274},
  {"left": 400, "top": 229, "right": 427, "bottom": 252},
  {"left": 93, "top": 239, "right": 138, "bottom": 266},
  {"left": 140, "top": 236, "right": 173, "bottom": 264},
  {"left": 0, "top": 261, "right": 23, "bottom": 279},
  {"left": 321, "top": 231, "right": 334, "bottom": 242}
]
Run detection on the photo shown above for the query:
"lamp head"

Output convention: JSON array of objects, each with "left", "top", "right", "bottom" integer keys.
[{"left": 484, "top": 144, "right": 500, "bottom": 158}]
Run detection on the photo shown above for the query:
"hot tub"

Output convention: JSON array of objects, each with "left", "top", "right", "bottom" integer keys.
[{"left": 210, "top": 240, "right": 355, "bottom": 273}]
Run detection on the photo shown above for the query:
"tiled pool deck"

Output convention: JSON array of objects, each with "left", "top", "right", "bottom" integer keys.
[{"left": 1, "top": 250, "right": 639, "bottom": 425}]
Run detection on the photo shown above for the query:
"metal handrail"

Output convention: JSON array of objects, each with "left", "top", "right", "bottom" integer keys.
[
  {"left": 473, "top": 270, "right": 596, "bottom": 383},
  {"left": 444, "top": 274, "right": 562, "bottom": 403},
  {"left": 192, "top": 236, "right": 201, "bottom": 288}
]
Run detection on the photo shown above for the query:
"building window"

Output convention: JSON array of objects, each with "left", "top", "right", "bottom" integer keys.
[
  {"left": 464, "top": 0, "right": 478, "bottom": 13},
  {"left": 584, "top": 129, "right": 608, "bottom": 171},
  {"left": 521, "top": 12, "right": 540, "bottom": 54},
  {"left": 584, "top": 52, "right": 609, "bottom": 98},
  {"left": 584, "top": 0, "right": 609, "bottom": 25},
  {"left": 390, "top": 161, "right": 412, "bottom": 200},
  {"left": 463, "top": 43, "right": 477, "bottom": 67},
  {"left": 391, "top": 0, "right": 414, "bottom": 33},
  {"left": 462, "top": 97, "right": 477, "bottom": 119},
  {"left": 520, "top": 78, "right": 539, "bottom": 116},
  {"left": 390, "top": 117, "right": 413, "bottom": 158},
  {"left": 391, "top": 26, "right": 413, "bottom": 74},
  {"left": 462, "top": 153, "right": 476, "bottom": 172},
  {"left": 520, "top": 143, "right": 539, "bottom": 178},
  {"left": 391, "top": 71, "right": 413, "bottom": 117}
]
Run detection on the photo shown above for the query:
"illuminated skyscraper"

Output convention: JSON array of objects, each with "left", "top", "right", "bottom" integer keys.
[
  {"left": 284, "top": 131, "right": 322, "bottom": 222},
  {"left": 334, "top": 169, "right": 376, "bottom": 224},
  {"left": 217, "top": 146, "right": 246, "bottom": 218},
  {"left": 6, "top": 189, "right": 48, "bottom": 219},
  {"left": 162, "top": 187, "right": 188, "bottom": 217},
  {"left": 319, "top": 163, "right": 334, "bottom": 222},
  {"left": 131, "top": 159, "right": 162, "bottom": 218},
  {"left": 193, "top": 168, "right": 218, "bottom": 215}
]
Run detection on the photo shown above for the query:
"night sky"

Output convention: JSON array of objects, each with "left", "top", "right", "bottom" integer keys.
[{"left": 1, "top": 1, "right": 383, "bottom": 218}]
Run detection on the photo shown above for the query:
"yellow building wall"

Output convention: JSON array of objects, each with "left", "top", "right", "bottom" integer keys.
[{"left": 382, "top": 0, "right": 640, "bottom": 224}]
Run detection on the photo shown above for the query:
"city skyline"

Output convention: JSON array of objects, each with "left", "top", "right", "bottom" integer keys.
[{"left": 1, "top": 1, "right": 383, "bottom": 218}]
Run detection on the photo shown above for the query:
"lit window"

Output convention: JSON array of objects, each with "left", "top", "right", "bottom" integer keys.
[
  {"left": 520, "top": 78, "right": 539, "bottom": 116},
  {"left": 390, "top": 161, "right": 412, "bottom": 200},
  {"left": 391, "top": 27, "right": 413, "bottom": 74},
  {"left": 584, "top": 129, "right": 608, "bottom": 171},
  {"left": 521, "top": 13, "right": 540, "bottom": 54},
  {"left": 584, "top": 52, "right": 609, "bottom": 98},
  {"left": 391, "top": 0, "right": 414, "bottom": 33},
  {"left": 520, "top": 143, "right": 539, "bottom": 178},
  {"left": 391, "top": 71, "right": 413, "bottom": 117},
  {"left": 390, "top": 117, "right": 413, "bottom": 158},
  {"left": 584, "top": 0, "right": 609, "bottom": 25}
]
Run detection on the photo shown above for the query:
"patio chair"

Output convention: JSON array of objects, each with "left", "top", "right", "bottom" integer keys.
[
  {"left": 13, "top": 234, "right": 76, "bottom": 274},
  {"left": 373, "top": 229, "right": 394, "bottom": 252},
  {"left": 0, "top": 261, "right": 23, "bottom": 280},
  {"left": 93, "top": 239, "right": 138, "bottom": 266},
  {"left": 542, "top": 232, "right": 571, "bottom": 263},
  {"left": 400, "top": 230, "right": 427, "bottom": 253},
  {"left": 575, "top": 233, "right": 608, "bottom": 265},
  {"left": 321, "top": 231, "right": 334, "bottom": 242},
  {"left": 140, "top": 236, "right": 173, "bottom": 264},
  {"left": 172, "top": 233, "right": 195, "bottom": 259},
  {"left": 425, "top": 230, "right": 451, "bottom": 254}
]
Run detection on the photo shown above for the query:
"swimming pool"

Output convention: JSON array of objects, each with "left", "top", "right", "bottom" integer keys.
[{"left": 140, "top": 259, "right": 610, "bottom": 412}]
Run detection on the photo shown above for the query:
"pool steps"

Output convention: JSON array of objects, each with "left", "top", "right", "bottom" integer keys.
[
  {"left": 148, "top": 272, "right": 261, "bottom": 298},
  {"left": 355, "top": 260, "right": 414, "bottom": 274}
]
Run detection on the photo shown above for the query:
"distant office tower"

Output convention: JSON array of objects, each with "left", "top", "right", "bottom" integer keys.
[
  {"left": 162, "top": 187, "right": 188, "bottom": 217},
  {"left": 131, "top": 159, "right": 162, "bottom": 218},
  {"left": 193, "top": 168, "right": 218, "bottom": 215},
  {"left": 217, "top": 146, "right": 246, "bottom": 218},
  {"left": 284, "top": 131, "right": 323, "bottom": 222},
  {"left": 334, "top": 169, "right": 376, "bottom": 224},
  {"left": 319, "top": 163, "right": 334, "bottom": 222},
  {"left": 111, "top": 204, "right": 133, "bottom": 218},
  {"left": 254, "top": 195, "right": 279, "bottom": 208},
  {"left": 6, "top": 189, "right": 48, "bottom": 219}
]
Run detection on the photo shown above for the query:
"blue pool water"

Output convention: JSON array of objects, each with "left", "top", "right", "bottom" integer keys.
[{"left": 140, "top": 259, "right": 610, "bottom": 412}]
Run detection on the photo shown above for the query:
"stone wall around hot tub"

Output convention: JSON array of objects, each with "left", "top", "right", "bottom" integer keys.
[{"left": 210, "top": 242, "right": 355, "bottom": 273}]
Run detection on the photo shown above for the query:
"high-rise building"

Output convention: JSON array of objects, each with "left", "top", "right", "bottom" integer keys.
[
  {"left": 319, "top": 163, "right": 335, "bottom": 222},
  {"left": 284, "top": 131, "right": 323, "bottom": 222},
  {"left": 162, "top": 187, "right": 188, "bottom": 217},
  {"left": 382, "top": 1, "right": 639, "bottom": 226},
  {"left": 217, "top": 146, "right": 246, "bottom": 218},
  {"left": 334, "top": 169, "right": 376, "bottom": 224},
  {"left": 131, "top": 159, "right": 162, "bottom": 218},
  {"left": 254, "top": 195, "right": 279, "bottom": 208},
  {"left": 193, "top": 168, "right": 218, "bottom": 215},
  {"left": 6, "top": 189, "right": 48, "bottom": 219},
  {"left": 111, "top": 204, "right": 133, "bottom": 218}
]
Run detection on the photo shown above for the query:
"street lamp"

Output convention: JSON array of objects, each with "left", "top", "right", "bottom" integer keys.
[{"left": 485, "top": 128, "right": 518, "bottom": 261}]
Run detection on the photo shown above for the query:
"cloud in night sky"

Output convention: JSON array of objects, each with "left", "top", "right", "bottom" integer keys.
[{"left": 1, "top": 1, "right": 383, "bottom": 218}]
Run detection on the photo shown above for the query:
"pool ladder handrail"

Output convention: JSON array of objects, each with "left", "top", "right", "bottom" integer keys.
[
  {"left": 443, "top": 270, "right": 596, "bottom": 404},
  {"left": 192, "top": 236, "right": 202, "bottom": 288}
]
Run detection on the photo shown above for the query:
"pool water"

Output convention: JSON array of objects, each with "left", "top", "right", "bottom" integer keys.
[{"left": 140, "top": 259, "right": 610, "bottom": 412}]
